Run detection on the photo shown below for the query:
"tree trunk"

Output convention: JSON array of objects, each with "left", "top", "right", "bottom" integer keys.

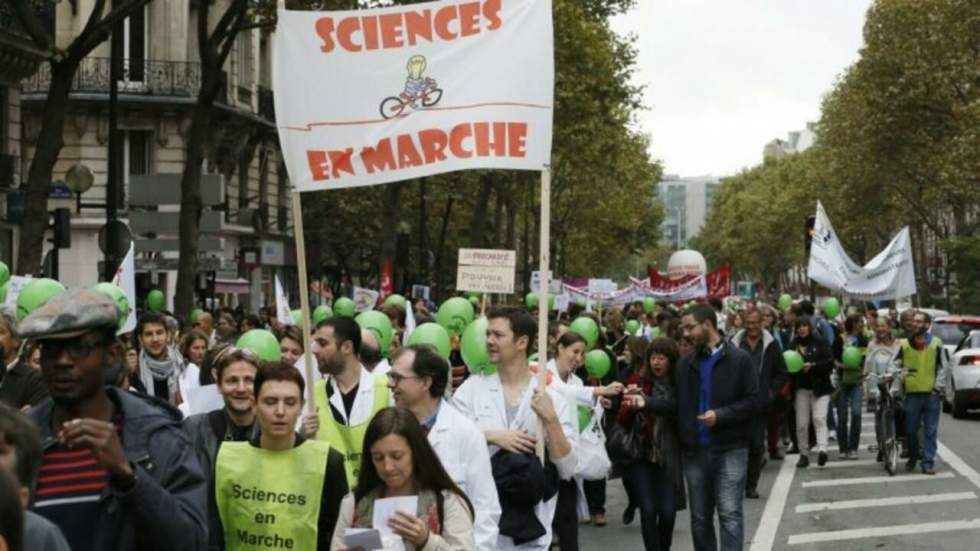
[
  {"left": 379, "top": 182, "right": 402, "bottom": 280},
  {"left": 492, "top": 182, "right": 504, "bottom": 247},
  {"left": 175, "top": 74, "right": 221, "bottom": 320},
  {"left": 17, "top": 62, "right": 76, "bottom": 274},
  {"left": 433, "top": 195, "right": 454, "bottom": 300},
  {"left": 469, "top": 174, "right": 493, "bottom": 247}
]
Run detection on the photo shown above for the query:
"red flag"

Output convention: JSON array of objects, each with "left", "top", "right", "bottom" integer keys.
[{"left": 379, "top": 258, "right": 394, "bottom": 301}]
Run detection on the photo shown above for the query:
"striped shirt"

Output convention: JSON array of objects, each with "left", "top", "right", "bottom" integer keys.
[{"left": 33, "top": 421, "right": 122, "bottom": 551}]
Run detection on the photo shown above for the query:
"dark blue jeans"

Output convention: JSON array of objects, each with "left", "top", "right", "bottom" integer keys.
[
  {"left": 624, "top": 461, "right": 677, "bottom": 551},
  {"left": 683, "top": 447, "right": 748, "bottom": 551},
  {"left": 904, "top": 393, "right": 940, "bottom": 469},
  {"left": 835, "top": 384, "right": 863, "bottom": 453}
]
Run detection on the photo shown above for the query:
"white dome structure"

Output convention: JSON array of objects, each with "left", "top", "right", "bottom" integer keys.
[{"left": 667, "top": 250, "right": 707, "bottom": 279}]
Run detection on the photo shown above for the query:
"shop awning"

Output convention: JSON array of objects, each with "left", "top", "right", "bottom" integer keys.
[{"left": 215, "top": 278, "right": 251, "bottom": 294}]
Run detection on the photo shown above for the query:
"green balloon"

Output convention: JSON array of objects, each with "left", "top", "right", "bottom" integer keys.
[
  {"left": 237, "top": 329, "right": 282, "bottom": 362},
  {"left": 584, "top": 349, "right": 611, "bottom": 379},
  {"left": 575, "top": 296, "right": 586, "bottom": 307},
  {"left": 784, "top": 350, "right": 804, "bottom": 374},
  {"left": 469, "top": 296, "right": 480, "bottom": 306},
  {"left": 16, "top": 278, "right": 66, "bottom": 321},
  {"left": 842, "top": 346, "right": 862, "bottom": 369},
  {"left": 548, "top": 295, "right": 556, "bottom": 310},
  {"left": 190, "top": 308, "right": 204, "bottom": 324},
  {"left": 290, "top": 309, "right": 303, "bottom": 326},
  {"left": 528, "top": 352, "right": 539, "bottom": 362},
  {"left": 642, "top": 297, "right": 655, "bottom": 314},
  {"left": 313, "top": 305, "right": 333, "bottom": 325},
  {"left": 356, "top": 310, "right": 394, "bottom": 357},
  {"left": 525, "top": 292, "right": 538, "bottom": 308},
  {"left": 94, "top": 282, "right": 129, "bottom": 330},
  {"left": 146, "top": 289, "right": 165, "bottom": 312},
  {"left": 569, "top": 317, "right": 600, "bottom": 350},
  {"left": 406, "top": 322, "right": 451, "bottom": 359},
  {"left": 778, "top": 294, "right": 793, "bottom": 312},
  {"left": 823, "top": 297, "right": 841, "bottom": 319},
  {"left": 625, "top": 319, "right": 640, "bottom": 336},
  {"left": 0, "top": 281, "right": 7, "bottom": 304},
  {"left": 384, "top": 294, "right": 407, "bottom": 308},
  {"left": 437, "top": 297, "right": 475, "bottom": 337},
  {"left": 334, "top": 297, "right": 355, "bottom": 318},
  {"left": 577, "top": 406, "right": 593, "bottom": 432},
  {"left": 0, "top": 262, "right": 9, "bottom": 287},
  {"left": 466, "top": 291, "right": 481, "bottom": 300},
  {"left": 461, "top": 317, "right": 496, "bottom": 375}
]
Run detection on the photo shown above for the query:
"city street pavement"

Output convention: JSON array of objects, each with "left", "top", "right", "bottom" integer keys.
[{"left": 581, "top": 406, "right": 980, "bottom": 550}]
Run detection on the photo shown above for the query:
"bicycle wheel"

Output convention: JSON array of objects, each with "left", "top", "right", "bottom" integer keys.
[
  {"left": 380, "top": 97, "right": 406, "bottom": 119},
  {"left": 883, "top": 400, "right": 898, "bottom": 476},
  {"left": 421, "top": 88, "right": 443, "bottom": 107}
]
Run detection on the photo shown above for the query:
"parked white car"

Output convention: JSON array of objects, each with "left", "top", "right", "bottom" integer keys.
[{"left": 943, "top": 330, "right": 980, "bottom": 418}]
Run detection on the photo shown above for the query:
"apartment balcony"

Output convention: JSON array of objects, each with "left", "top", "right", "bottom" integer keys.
[
  {"left": 257, "top": 85, "right": 275, "bottom": 122},
  {"left": 22, "top": 57, "right": 203, "bottom": 98}
]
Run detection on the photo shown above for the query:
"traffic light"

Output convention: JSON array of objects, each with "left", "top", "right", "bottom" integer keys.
[
  {"left": 53, "top": 208, "right": 71, "bottom": 248},
  {"left": 804, "top": 214, "right": 816, "bottom": 255}
]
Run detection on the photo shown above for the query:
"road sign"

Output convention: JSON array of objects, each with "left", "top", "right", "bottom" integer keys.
[{"left": 97, "top": 220, "right": 133, "bottom": 255}]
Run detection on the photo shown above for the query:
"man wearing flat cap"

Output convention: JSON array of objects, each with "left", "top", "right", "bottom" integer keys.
[{"left": 20, "top": 288, "right": 207, "bottom": 551}]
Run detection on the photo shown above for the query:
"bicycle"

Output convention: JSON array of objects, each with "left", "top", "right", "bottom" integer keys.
[
  {"left": 874, "top": 376, "right": 900, "bottom": 476},
  {"left": 379, "top": 78, "right": 443, "bottom": 119}
]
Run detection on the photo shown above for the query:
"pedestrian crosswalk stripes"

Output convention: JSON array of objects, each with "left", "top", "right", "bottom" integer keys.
[
  {"left": 818, "top": 459, "right": 878, "bottom": 468},
  {"left": 795, "top": 491, "right": 977, "bottom": 513},
  {"left": 801, "top": 472, "right": 954, "bottom": 487},
  {"left": 786, "top": 518, "right": 980, "bottom": 545}
]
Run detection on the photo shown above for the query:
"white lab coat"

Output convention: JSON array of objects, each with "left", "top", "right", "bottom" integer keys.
[
  {"left": 428, "top": 400, "right": 501, "bottom": 551},
  {"left": 451, "top": 371, "right": 578, "bottom": 551},
  {"left": 325, "top": 366, "right": 393, "bottom": 425}
]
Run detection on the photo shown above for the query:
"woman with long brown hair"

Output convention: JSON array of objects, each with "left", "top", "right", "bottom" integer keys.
[
  {"left": 331, "top": 407, "right": 475, "bottom": 550},
  {"left": 619, "top": 337, "right": 686, "bottom": 551}
]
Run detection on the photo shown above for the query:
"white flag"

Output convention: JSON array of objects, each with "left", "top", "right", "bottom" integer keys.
[
  {"left": 112, "top": 242, "right": 136, "bottom": 334},
  {"left": 807, "top": 201, "right": 917, "bottom": 300},
  {"left": 403, "top": 299, "right": 417, "bottom": 345},
  {"left": 275, "top": 275, "right": 292, "bottom": 325}
]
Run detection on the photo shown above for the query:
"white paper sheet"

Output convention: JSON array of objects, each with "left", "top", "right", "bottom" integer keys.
[{"left": 344, "top": 528, "right": 383, "bottom": 550}]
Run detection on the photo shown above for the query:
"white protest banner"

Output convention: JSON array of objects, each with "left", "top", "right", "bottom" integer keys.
[
  {"left": 353, "top": 286, "right": 381, "bottom": 312},
  {"left": 275, "top": 275, "right": 292, "bottom": 326},
  {"left": 274, "top": 0, "right": 553, "bottom": 190},
  {"left": 807, "top": 201, "right": 917, "bottom": 300},
  {"left": 456, "top": 248, "right": 516, "bottom": 294},
  {"left": 112, "top": 242, "right": 137, "bottom": 334},
  {"left": 530, "top": 270, "right": 561, "bottom": 294}
]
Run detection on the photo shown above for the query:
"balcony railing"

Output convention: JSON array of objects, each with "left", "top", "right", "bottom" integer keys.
[{"left": 22, "top": 57, "right": 203, "bottom": 97}]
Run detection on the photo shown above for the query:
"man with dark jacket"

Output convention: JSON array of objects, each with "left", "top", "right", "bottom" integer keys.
[
  {"left": 626, "top": 304, "right": 758, "bottom": 551},
  {"left": 730, "top": 309, "right": 788, "bottom": 499},
  {"left": 20, "top": 288, "right": 207, "bottom": 550}
]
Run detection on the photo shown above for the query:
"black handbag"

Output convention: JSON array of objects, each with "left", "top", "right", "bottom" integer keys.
[{"left": 606, "top": 416, "right": 648, "bottom": 464}]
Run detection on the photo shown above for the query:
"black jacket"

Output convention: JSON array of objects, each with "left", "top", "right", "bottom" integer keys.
[
  {"left": 28, "top": 386, "right": 207, "bottom": 551},
  {"left": 491, "top": 449, "right": 559, "bottom": 546},
  {"left": 645, "top": 341, "right": 759, "bottom": 451},
  {"left": 788, "top": 336, "right": 835, "bottom": 397},
  {"left": 0, "top": 360, "right": 48, "bottom": 409},
  {"left": 730, "top": 330, "right": 789, "bottom": 412}
]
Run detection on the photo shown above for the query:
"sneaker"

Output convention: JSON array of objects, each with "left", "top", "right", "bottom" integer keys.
[
  {"left": 829, "top": 433, "right": 837, "bottom": 442},
  {"left": 849, "top": 450, "right": 859, "bottom": 460},
  {"left": 797, "top": 455, "right": 810, "bottom": 468},
  {"left": 923, "top": 467, "right": 936, "bottom": 475},
  {"left": 621, "top": 505, "right": 635, "bottom": 526},
  {"left": 787, "top": 445, "right": 800, "bottom": 455},
  {"left": 818, "top": 451, "right": 828, "bottom": 466},
  {"left": 905, "top": 459, "right": 917, "bottom": 472},
  {"left": 746, "top": 488, "right": 760, "bottom": 499},
  {"left": 770, "top": 449, "right": 785, "bottom": 460},
  {"left": 591, "top": 513, "right": 606, "bottom": 527}
]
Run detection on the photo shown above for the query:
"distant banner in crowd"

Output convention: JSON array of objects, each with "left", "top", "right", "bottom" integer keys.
[
  {"left": 562, "top": 275, "right": 707, "bottom": 305},
  {"left": 807, "top": 201, "right": 917, "bottom": 300},
  {"left": 275, "top": 275, "right": 292, "bottom": 326},
  {"left": 274, "top": 0, "right": 554, "bottom": 190},
  {"left": 112, "top": 242, "right": 137, "bottom": 334},
  {"left": 647, "top": 263, "right": 731, "bottom": 298},
  {"left": 353, "top": 286, "right": 381, "bottom": 312}
]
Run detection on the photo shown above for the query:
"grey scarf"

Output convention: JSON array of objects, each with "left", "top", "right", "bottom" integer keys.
[{"left": 139, "top": 346, "right": 184, "bottom": 401}]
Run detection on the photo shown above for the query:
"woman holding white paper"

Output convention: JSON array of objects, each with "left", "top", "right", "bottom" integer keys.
[{"left": 331, "top": 407, "right": 476, "bottom": 551}]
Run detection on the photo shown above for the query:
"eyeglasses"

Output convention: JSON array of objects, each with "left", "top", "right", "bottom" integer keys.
[
  {"left": 386, "top": 372, "right": 421, "bottom": 384},
  {"left": 39, "top": 338, "right": 106, "bottom": 361}
]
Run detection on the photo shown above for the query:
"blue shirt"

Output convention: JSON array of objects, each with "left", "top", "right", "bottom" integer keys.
[{"left": 697, "top": 346, "right": 724, "bottom": 448}]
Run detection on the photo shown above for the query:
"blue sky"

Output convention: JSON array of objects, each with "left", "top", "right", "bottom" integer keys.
[{"left": 612, "top": 0, "right": 873, "bottom": 177}]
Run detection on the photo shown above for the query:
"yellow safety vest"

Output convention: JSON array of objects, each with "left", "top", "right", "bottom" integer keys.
[
  {"left": 902, "top": 337, "right": 940, "bottom": 394},
  {"left": 313, "top": 374, "right": 390, "bottom": 488},
  {"left": 215, "top": 440, "right": 330, "bottom": 551}
]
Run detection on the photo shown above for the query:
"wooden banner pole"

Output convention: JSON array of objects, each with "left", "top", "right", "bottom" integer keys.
[
  {"left": 536, "top": 168, "right": 550, "bottom": 462},
  {"left": 291, "top": 191, "right": 317, "bottom": 409}
]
